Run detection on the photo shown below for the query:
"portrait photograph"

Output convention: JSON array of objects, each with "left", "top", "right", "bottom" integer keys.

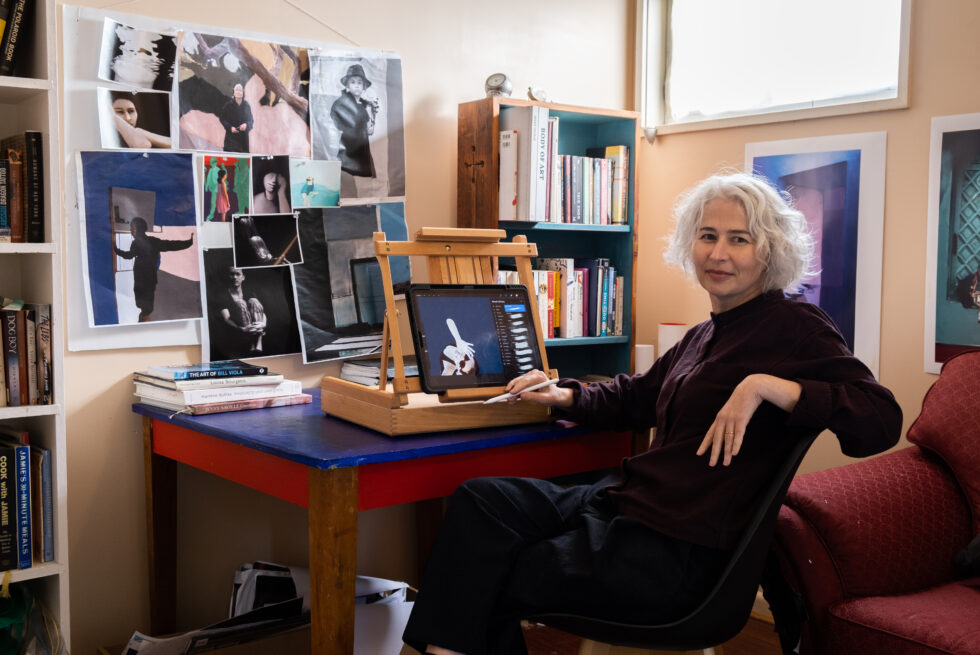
[
  {"left": 98, "top": 88, "right": 172, "bottom": 149},
  {"left": 98, "top": 18, "right": 177, "bottom": 91},
  {"left": 289, "top": 158, "right": 341, "bottom": 208},
  {"left": 177, "top": 31, "right": 311, "bottom": 157},
  {"left": 291, "top": 202, "right": 410, "bottom": 363},
  {"left": 232, "top": 213, "right": 302, "bottom": 269},
  {"left": 77, "top": 151, "right": 201, "bottom": 327},
  {"left": 746, "top": 132, "right": 886, "bottom": 376},
  {"left": 309, "top": 50, "right": 405, "bottom": 201},
  {"left": 202, "top": 155, "right": 250, "bottom": 222},
  {"left": 201, "top": 247, "right": 302, "bottom": 361},
  {"left": 251, "top": 155, "right": 291, "bottom": 214},
  {"left": 924, "top": 113, "right": 980, "bottom": 372}
]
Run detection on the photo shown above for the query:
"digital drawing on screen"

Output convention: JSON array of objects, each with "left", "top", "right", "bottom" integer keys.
[
  {"left": 178, "top": 32, "right": 310, "bottom": 156},
  {"left": 201, "top": 247, "right": 302, "bottom": 361},
  {"left": 924, "top": 114, "right": 980, "bottom": 373},
  {"left": 290, "top": 202, "right": 410, "bottom": 363},
  {"left": 746, "top": 132, "right": 886, "bottom": 376},
  {"left": 309, "top": 49, "right": 405, "bottom": 201},
  {"left": 78, "top": 151, "right": 201, "bottom": 327}
]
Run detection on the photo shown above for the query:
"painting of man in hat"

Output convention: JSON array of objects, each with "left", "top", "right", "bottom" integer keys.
[{"left": 330, "top": 63, "right": 379, "bottom": 178}]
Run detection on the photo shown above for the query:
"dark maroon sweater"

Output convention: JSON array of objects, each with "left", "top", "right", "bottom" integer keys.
[{"left": 558, "top": 291, "right": 902, "bottom": 549}]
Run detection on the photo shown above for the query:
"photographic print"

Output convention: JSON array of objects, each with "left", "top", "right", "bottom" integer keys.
[
  {"left": 232, "top": 213, "right": 302, "bottom": 268},
  {"left": 251, "top": 155, "right": 291, "bottom": 213},
  {"left": 924, "top": 114, "right": 980, "bottom": 373},
  {"left": 178, "top": 32, "right": 310, "bottom": 156},
  {"left": 201, "top": 247, "right": 302, "bottom": 361},
  {"left": 98, "top": 88, "right": 172, "bottom": 149},
  {"left": 289, "top": 158, "right": 341, "bottom": 208},
  {"left": 98, "top": 18, "right": 177, "bottom": 91},
  {"left": 202, "top": 155, "right": 250, "bottom": 222},
  {"left": 77, "top": 151, "right": 201, "bottom": 327},
  {"left": 309, "top": 50, "right": 406, "bottom": 201},
  {"left": 291, "top": 202, "right": 410, "bottom": 363},
  {"left": 746, "top": 132, "right": 886, "bottom": 376}
]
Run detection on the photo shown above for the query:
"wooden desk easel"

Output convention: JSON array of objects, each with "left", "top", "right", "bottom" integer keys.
[{"left": 321, "top": 227, "right": 556, "bottom": 436}]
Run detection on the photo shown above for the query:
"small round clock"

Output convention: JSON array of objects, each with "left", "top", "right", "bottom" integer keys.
[{"left": 485, "top": 73, "right": 513, "bottom": 98}]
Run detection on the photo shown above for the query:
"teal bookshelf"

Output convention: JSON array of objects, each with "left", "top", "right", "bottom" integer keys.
[{"left": 457, "top": 98, "right": 640, "bottom": 379}]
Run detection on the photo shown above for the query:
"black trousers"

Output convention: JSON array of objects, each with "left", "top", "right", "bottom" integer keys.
[{"left": 402, "top": 476, "right": 729, "bottom": 655}]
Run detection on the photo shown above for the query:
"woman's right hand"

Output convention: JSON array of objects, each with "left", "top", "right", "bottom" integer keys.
[{"left": 504, "top": 369, "right": 573, "bottom": 408}]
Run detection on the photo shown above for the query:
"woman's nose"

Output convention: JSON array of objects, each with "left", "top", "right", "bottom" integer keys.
[{"left": 709, "top": 241, "right": 728, "bottom": 260}]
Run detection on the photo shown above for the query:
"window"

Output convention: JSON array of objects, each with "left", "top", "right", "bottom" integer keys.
[{"left": 636, "top": 0, "right": 911, "bottom": 133}]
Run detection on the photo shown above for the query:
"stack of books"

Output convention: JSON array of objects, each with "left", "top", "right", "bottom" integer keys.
[
  {"left": 1, "top": 296, "right": 53, "bottom": 407},
  {"left": 133, "top": 360, "right": 312, "bottom": 415},
  {"left": 339, "top": 357, "right": 418, "bottom": 387}
]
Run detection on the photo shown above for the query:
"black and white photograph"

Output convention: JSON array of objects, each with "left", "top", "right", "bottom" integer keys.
[
  {"left": 201, "top": 247, "right": 302, "bottom": 361},
  {"left": 310, "top": 50, "right": 406, "bottom": 201},
  {"left": 251, "top": 155, "right": 291, "bottom": 214},
  {"left": 98, "top": 88, "right": 172, "bottom": 149},
  {"left": 291, "top": 204, "right": 409, "bottom": 363},
  {"left": 232, "top": 213, "right": 302, "bottom": 268},
  {"left": 98, "top": 18, "right": 177, "bottom": 91}
]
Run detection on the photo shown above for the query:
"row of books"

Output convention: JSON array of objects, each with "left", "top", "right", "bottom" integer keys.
[
  {"left": 0, "top": 0, "right": 32, "bottom": 78},
  {"left": 0, "top": 130, "right": 44, "bottom": 243},
  {"left": 498, "top": 105, "right": 629, "bottom": 224},
  {"left": 1, "top": 297, "right": 52, "bottom": 407},
  {"left": 0, "top": 425, "right": 54, "bottom": 571},
  {"left": 133, "top": 360, "right": 312, "bottom": 415},
  {"left": 339, "top": 357, "right": 419, "bottom": 387},
  {"left": 501, "top": 257, "right": 625, "bottom": 339}
]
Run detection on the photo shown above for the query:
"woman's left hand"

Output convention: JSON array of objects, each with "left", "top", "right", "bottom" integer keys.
[{"left": 697, "top": 374, "right": 803, "bottom": 467}]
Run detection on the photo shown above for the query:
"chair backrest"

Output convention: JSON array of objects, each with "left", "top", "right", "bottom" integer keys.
[{"left": 533, "top": 431, "right": 818, "bottom": 650}]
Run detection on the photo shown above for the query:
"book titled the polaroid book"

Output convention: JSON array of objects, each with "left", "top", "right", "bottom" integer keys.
[{"left": 144, "top": 360, "right": 268, "bottom": 381}]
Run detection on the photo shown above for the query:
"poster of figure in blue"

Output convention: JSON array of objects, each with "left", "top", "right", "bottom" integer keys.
[
  {"left": 925, "top": 114, "right": 980, "bottom": 373},
  {"left": 290, "top": 202, "right": 410, "bottom": 363},
  {"left": 747, "top": 132, "right": 887, "bottom": 376},
  {"left": 77, "top": 151, "right": 201, "bottom": 327}
]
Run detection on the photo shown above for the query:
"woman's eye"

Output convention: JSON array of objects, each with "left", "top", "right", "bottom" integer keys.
[{"left": 698, "top": 233, "right": 716, "bottom": 241}]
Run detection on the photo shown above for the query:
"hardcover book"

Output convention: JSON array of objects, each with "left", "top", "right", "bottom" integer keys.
[
  {"left": 0, "top": 447, "right": 15, "bottom": 570},
  {"left": 0, "top": 437, "right": 32, "bottom": 570},
  {"left": 1, "top": 308, "right": 20, "bottom": 406},
  {"left": 145, "top": 360, "right": 269, "bottom": 381},
  {"left": 134, "top": 379, "right": 302, "bottom": 405},
  {"left": 498, "top": 130, "right": 518, "bottom": 221},
  {"left": 0, "top": 158, "right": 9, "bottom": 242},
  {"left": 0, "top": 132, "right": 43, "bottom": 243},
  {"left": 133, "top": 372, "right": 284, "bottom": 391},
  {"left": 138, "top": 393, "right": 314, "bottom": 416},
  {"left": 0, "top": 0, "right": 31, "bottom": 77}
]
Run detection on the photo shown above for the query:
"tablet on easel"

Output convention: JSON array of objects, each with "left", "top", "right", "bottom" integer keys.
[{"left": 405, "top": 284, "right": 544, "bottom": 395}]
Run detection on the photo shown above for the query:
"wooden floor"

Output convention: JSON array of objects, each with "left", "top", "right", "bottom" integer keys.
[{"left": 523, "top": 615, "right": 782, "bottom": 655}]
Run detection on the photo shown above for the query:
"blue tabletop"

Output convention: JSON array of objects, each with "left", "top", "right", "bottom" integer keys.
[{"left": 134, "top": 388, "right": 591, "bottom": 470}]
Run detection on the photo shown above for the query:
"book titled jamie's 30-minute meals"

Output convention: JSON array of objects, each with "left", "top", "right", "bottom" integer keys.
[{"left": 145, "top": 360, "right": 268, "bottom": 381}]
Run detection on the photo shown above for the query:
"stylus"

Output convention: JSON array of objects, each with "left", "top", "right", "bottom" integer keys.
[{"left": 483, "top": 378, "right": 560, "bottom": 404}]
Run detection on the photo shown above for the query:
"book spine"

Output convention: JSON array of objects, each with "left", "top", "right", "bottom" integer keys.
[
  {"left": 570, "top": 269, "right": 585, "bottom": 339},
  {"left": 23, "top": 131, "right": 42, "bottom": 243},
  {"left": 40, "top": 448, "right": 51, "bottom": 561},
  {"left": 533, "top": 106, "right": 549, "bottom": 222},
  {"left": 23, "top": 306, "right": 35, "bottom": 404},
  {"left": 546, "top": 270, "right": 555, "bottom": 339},
  {"left": 549, "top": 117, "right": 561, "bottom": 222},
  {"left": 607, "top": 146, "right": 626, "bottom": 224},
  {"left": 0, "top": 0, "right": 28, "bottom": 77},
  {"left": 0, "top": 158, "right": 9, "bottom": 242},
  {"left": 533, "top": 271, "right": 548, "bottom": 341},
  {"left": 543, "top": 118, "right": 552, "bottom": 222},
  {"left": 562, "top": 155, "right": 571, "bottom": 223},
  {"left": 29, "top": 448, "right": 39, "bottom": 563},
  {"left": 593, "top": 159, "right": 602, "bottom": 225},
  {"left": 0, "top": 448, "right": 15, "bottom": 569},
  {"left": 13, "top": 309, "right": 26, "bottom": 405},
  {"left": 12, "top": 444, "right": 30, "bottom": 569},
  {"left": 1, "top": 310, "right": 19, "bottom": 406},
  {"left": 136, "top": 379, "right": 301, "bottom": 404},
  {"left": 615, "top": 275, "right": 625, "bottom": 336},
  {"left": 4, "top": 150, "right": 21, "bottom": 241},
  {"left": 571, "top": 156, "right": 583, "bottom": 224},
  {"left": 172, "top": 365, "right": 269, "bottom": 380},
  {"left": 171, "top": 374, "right": 284, "bottom": 390},
  {"left": 599, "top": 263, "right": 610, "bottom": 337},
  {"left": 0, "top": 334, "right": 5, "bottom": 408},
  {"left": 31, "top": 303, "right": 50, "bottom": 404},
  {"left": 187, "top": 393, "right": 313, "bottom": 415},
  {"left": 498, "top": 130, "right": 518, "bottom": 221}
]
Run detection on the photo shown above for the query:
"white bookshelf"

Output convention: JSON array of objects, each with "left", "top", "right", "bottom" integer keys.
[{"left": 0, "top": 0, "right": 69, "bottom": 644}]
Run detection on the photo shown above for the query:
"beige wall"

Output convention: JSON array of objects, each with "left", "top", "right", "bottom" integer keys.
[
  {"left": 60, "top": 0, "right": 975, "bottom": 651},
  {"left": 59, "top": 1, "right": 633, "bottom": 652}
]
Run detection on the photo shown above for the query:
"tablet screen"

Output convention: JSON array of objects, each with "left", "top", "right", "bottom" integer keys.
[{"left": 406, "top": 284, "right": 543, "bottom": 394}]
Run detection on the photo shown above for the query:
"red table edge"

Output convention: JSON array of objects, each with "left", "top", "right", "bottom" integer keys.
[{"left": 149, "top": 419, "right": 632, "bottom": 510}]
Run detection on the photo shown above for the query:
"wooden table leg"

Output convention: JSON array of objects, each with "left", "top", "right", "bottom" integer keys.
[
  {"left": 143, "top": 417, "right": 177, "bottom": 635},
  {"left": 309, "top": 466, "right": 358, "bottom": 654}
]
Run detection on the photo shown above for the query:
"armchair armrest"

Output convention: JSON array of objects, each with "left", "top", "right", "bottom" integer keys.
[{"left": 776, "top": 446, "right": 971, "bottom": 598}]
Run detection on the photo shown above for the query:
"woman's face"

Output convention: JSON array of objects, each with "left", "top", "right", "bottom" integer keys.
[
  {"left": 112, "top": 98, "right": 139, "bottom": 127},
  {"left": 692, "top": 196, "right": 766, "bottom": 313},
  {"left": 346, "top": 76, "right": 365, "bottom": 99}
]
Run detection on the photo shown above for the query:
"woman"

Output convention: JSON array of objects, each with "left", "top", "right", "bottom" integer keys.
[
  {"left": 330, "top": 63, "right": 377, "bottom": 178},
  {"left": 402, "top": 172, "right": 902, "bottom": 655},
  {"left": 214, "top": 167, "right": 232, "bottom": 222},
  {"left": 111, "top": 95, "right": 171, "bottom": 149}
]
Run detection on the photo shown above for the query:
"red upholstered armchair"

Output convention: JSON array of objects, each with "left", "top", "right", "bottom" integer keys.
[{"left": 772, "top": 350, "right": 980, "bottom": 655}]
